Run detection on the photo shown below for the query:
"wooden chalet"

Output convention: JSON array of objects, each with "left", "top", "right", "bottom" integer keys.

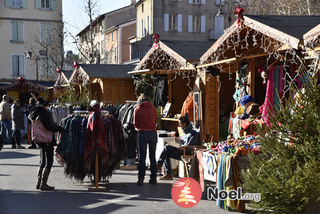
[
  {"left": 129, "top": 39, "right": 213, "bottom": 134},
  {"left": 68, "top": 64, "right": 136, "bottom": 104},
  {"left": 198, "top": 15, "right": 320, "bottom": 142}
]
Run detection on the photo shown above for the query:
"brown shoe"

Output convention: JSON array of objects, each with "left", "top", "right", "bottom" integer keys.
[
  {"left": 157, "top": 164, "right": 162, "bottom": 172},
  {"left": 159, "top": 174, "right": 173, "bottom": 180}
]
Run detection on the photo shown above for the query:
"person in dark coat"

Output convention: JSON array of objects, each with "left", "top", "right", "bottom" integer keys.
[
  {"left": 157, "top": 114, "right": 200, "bottom": 180},
  {"left": 28, "top": 97, "right": 62, "bottom": 191},
  {"left": 11, "top": 100, "right": 25, "bottom": 149},
  {"left": 26, "top": 97, "right": 37, "bottom": 149}
]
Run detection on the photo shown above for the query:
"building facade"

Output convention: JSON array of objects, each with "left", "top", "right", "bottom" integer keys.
[
  {"left": 134, "top": 0, "right": 241, "bottom": 58},
  {"left": 77, "top": 2, "right": 136, "bottom": 64},
  {"left": 0, "top": 0, "right": 63, "bottom": 81}
]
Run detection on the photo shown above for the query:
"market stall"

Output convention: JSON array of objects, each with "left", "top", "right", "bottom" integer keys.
[
  {"left": 198, "top": 15, "right": 320, "bottom": 142},
  {"left": 129, "top": 37, "right": 213, "bottom": 136},
  {"left": 68, "top": 63, "right": 137, "bottom": 105}
]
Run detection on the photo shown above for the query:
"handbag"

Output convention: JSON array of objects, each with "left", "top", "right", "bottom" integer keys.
[{"left": 31, "top": 116, "right": 53, "bottom": 143}]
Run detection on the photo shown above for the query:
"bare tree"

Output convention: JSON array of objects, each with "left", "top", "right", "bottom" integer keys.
[
  {"left": 68, "top": 0, "right": 100, "bottom": 64},
  {"left": 28, "top": 16, "right": 64, "bottom": 81},
  {"left": 244, "top": 0, "right": 320, "bottom": 15}
]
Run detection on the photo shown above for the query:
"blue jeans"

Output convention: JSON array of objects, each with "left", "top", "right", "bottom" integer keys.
[
  {"left": 158, "top": 145, "right": 183, "bottom": 175},
  {"left": 1, "top": 120, "right": 12, "bottom": 143},
  {"left": 138, "top": 131, "right": 157, "bottom": 179}
]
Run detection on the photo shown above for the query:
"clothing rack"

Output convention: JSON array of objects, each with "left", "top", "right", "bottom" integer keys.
[
  {"left": 72, "top": 109, "right": 110, "bottom": 191},
  {"left": 73, "top": 110, "right": 109, "bottom": 114},
  {"left": 125, "top": 100, "right": 137, "bottom": 104}
]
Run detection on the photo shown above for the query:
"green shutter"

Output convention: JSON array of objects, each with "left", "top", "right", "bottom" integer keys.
[
  {"left": 22, "top": 0, "right": 28, "bottom": 8},
  {"left": 4, "top": 0, "right": 10, "bottom": 7},
  {"left": 34, "top": 0, "right": 40, "bottom": 9},
  {"left": 17, "top": 21, "right": 24, "bottom": 42},
  {"left": 19, "top": 56, "right": 24, "bottom": 76},
  {"left": 51, "top": 0, "right": 56, "bottom": 10},
  {"left": 12, "top": 56, "right": 18, "bottom": 76},
  {"left": 11, "top": 21, "right": 18, "bottom": 42}
]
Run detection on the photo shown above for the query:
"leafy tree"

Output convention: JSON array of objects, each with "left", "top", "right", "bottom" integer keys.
[{"left": 242, "top": 67, "right": 320, "bottom": 214}]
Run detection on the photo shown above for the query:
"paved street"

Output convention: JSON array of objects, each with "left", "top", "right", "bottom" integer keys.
[{"left": 0, "top": 142, "right": 232, "bottom": 214}]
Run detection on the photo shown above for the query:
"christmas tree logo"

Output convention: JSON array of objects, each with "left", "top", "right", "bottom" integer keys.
[{"left": 171, "top": 177, "right": 202, "bottom": 208}]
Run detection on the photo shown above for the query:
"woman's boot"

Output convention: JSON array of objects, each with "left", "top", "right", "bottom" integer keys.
[
  {"left": 40, "top": 168, "right": 55, "bottom": 190},
  {"left": 36, "top": 167, "right": 43, "bottom": 189}
]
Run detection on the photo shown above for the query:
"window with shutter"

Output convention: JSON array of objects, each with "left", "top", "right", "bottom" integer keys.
[
  {"left": 169, "top": 14, "right": 177, "bottom": 31},
  {"left": 190, "top": 0, "right": 200, "bottom": 4},
  {"left": 177, "top": 14, "right": 182, "bottom": 32},
  {"left": 11, "top": 0, "right": 22, "bottom": 8},
  {"left": 201, "top": 15, "right": 206, "bottom": 33},
  {"left": 40, "top": 23, "right": 53, "bottom": 44},
  {"left": 40, "top": 0, "right": 50, "bottom": 9},
  {"left": 164, "top": 14, "right": 169, "bottom": 32},
  {"left": 11, "top": 21, "right": 24, "bottom": 42},
  {"left": 12, "top": 55, "right": 24, "bottom": 76},
  {"left": 192, "top": 15, "right": 200, "bottom": 32}
]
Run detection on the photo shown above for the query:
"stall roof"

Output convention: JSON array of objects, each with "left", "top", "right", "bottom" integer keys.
[
  {"left": 62, "top": 70, "right": 73, "bottom": 80},
  {"left": 161, "top": 40, "right": 214, "bottom": 61},
  {"left": 54, "top": 70, "right": 73, "bottom": 87},
  {"left": 27, "top": 80, "right": 55, "bottom": 87},
  {"left": 80, "top": 64, "right": 135, "bottom": 78},
  {"left": 0, "top": 80, "right": 54, "bottom": 91},
  {"left": 304, "top": 24, "right": 320, "bottom": 46},
  {"left": 246, "top": 15, "right": 320, "bottom": 39},
  {"left": 132, "top": 40, "right": 214, "bottom": 74},
  {"left": 200, "top": 15, "right": 320, "bottom": 66},
  {"left": 69, "top": 64, "right": 136, "bottom": 84}
]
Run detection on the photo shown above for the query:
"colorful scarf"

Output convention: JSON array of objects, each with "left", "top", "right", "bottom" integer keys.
[{"left": 84, "top": 104, "right": 108, "bottom": 169}]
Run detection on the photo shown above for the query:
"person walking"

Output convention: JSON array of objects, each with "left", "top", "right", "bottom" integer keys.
[
  {"left": 11, "top": 100, "right": 25, "bottom": 149},
  {"left": 28, "top": 97, "right": 62, "bottom": 191},
  {"left": 134, "top": 94, "right": 158, "bottom": 185},
  {"left": 0, "top": 95, "right": 13, "bottom": 145}
]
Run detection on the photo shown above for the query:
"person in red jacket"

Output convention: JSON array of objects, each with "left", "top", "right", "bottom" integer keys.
[{"left": 134, "top": 94, "right": 158, "bottom": 185}]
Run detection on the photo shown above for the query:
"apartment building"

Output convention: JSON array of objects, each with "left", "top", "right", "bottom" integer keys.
[
  {"left": 77, "top": 1, "right": 136, "bottom": 64},
  {"left": 134, "top": 0, "right": 241, "bottom": 58},
  {"left": 0, "top": 0, "right": 63, "bottom": 81}
]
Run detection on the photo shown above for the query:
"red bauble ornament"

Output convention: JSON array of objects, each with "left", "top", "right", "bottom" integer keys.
[
  {"left": 73, "top": 61, "right": 79, "bottom": 69},
  {"left": 56, "top": 68, "right": 61, "bottom": 73}
]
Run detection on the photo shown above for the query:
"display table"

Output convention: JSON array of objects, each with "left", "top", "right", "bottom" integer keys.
[{"left": 145, "top": 133, "right": 179, "bottom": 170}]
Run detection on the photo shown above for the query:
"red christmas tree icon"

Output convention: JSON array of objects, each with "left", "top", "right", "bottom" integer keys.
[
  {"left": 177, "top": 180, "right": 197, "bottom": 205},
  {"left": 171, "top": 177, "right": 202, "bottom": 208}
]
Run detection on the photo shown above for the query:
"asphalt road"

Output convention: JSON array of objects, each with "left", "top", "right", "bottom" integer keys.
[{"left": 0, "top": 142, "right": 233, "bottom": 214}]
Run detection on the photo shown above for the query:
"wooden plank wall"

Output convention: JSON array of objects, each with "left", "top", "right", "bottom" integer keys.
[
  {"left": 102, "top": 78, "right": 136, "bottom": 104},
  {"left": 204, "top": 75, "right": 219, "bottom": 142}
]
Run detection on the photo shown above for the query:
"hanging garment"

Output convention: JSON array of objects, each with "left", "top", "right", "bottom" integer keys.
[
  {"left": 56, "top": 113, "right": 127, "bottom": 181},
  {"left": 153, "top": 77, "right": 168, "bottom": 107},
  {"left": 181, "top": 93, "right": 197, "bottom": 123},
  {"left": 273, "top": 66, "right": 280, "bottom": 109},
  {"left": 262, "top": 67, "right": 275, "bottom": 127},
  {"left": 85, "top": 105, "right": 108, "bottom": 169}
]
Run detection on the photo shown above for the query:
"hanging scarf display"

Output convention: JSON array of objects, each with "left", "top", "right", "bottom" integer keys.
[
  {"left": 56, "top": 108, "right": 127, "bottom": 181},
  {"left": 262, "top": 67, "right": 275, "bottom": 127}
]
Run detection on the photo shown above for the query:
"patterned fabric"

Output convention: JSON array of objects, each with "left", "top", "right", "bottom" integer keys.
[
  {"left": 85, "top": 104, "right": 108, "bottom": 169},
  {"left": 56, "top": 108, "right": 127, "bottom": 181},
  {"left": 31, "top": 120, "right": 53, "bottom": 143}
]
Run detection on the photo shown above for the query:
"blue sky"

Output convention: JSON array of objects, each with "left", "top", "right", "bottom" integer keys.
[{"left": 63, "top": 0, "right": 132, "bottom": 53}]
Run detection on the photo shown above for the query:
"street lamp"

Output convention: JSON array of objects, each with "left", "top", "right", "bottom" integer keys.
[
  {"left": 218, "top": 0, "right": 240, "bottom": 27},
  {"left": 25, "top": 50, "right": 47, "bottom": 81}
]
